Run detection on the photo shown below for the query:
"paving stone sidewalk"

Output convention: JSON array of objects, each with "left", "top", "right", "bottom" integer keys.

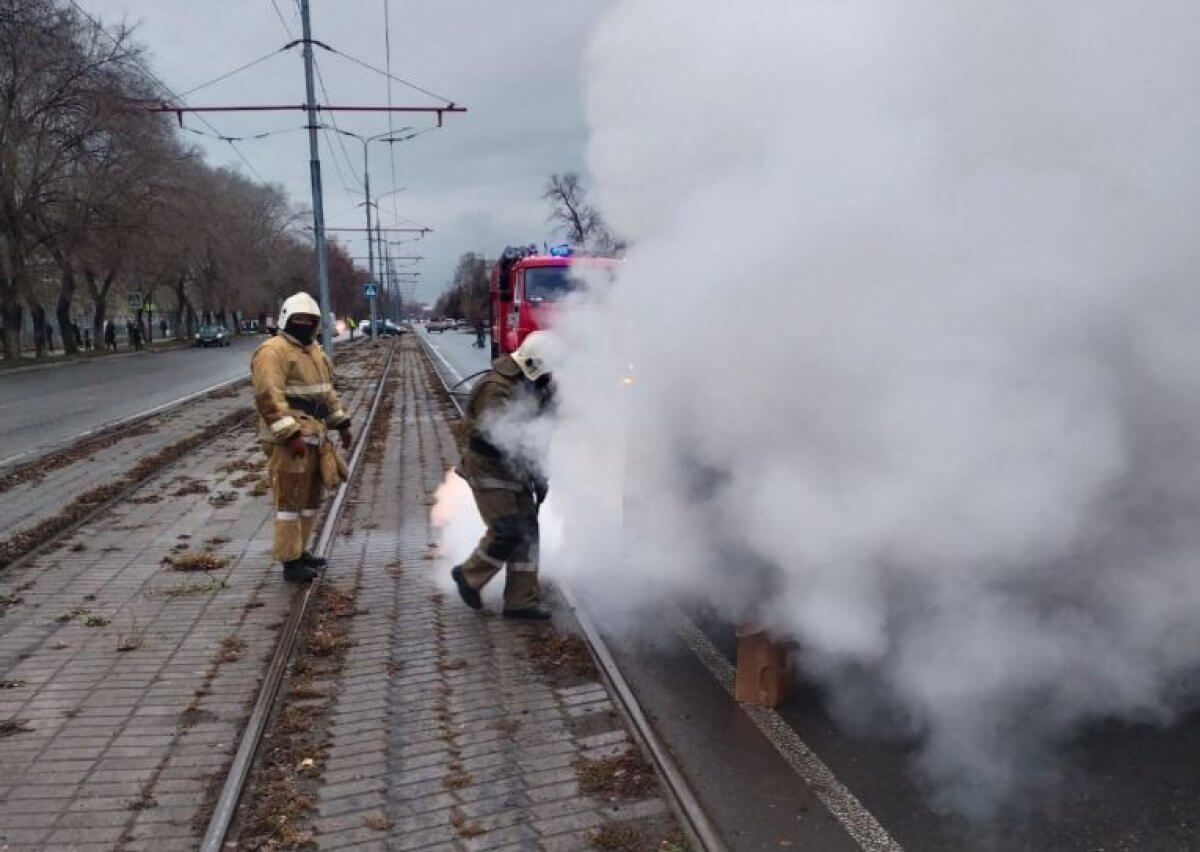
[
  {"left": 267, "top": 340, "right": 680, "bottom": 852},
  {"left": 0, "top": 342, "right": 388, "bottom": 851}
]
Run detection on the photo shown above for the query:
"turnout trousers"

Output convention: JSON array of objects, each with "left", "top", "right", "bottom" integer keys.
[
  {"left": 266, "top": 442, "right": 323, "bottom": 562},
  {"left": 460, "top": 484, "right": 540, "bottom": 610}
]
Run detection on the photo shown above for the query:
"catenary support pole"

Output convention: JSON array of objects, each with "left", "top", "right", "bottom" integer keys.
[
  {"left": 299, "top": 0, "right": 334, "bottom": 357},
  {"left": 376, "top": 221, "right": 388, "bottom": 319},
  {"left": 362, "top": 142, "right": 377, "bottom": 336},
  {"left": 382, "top": 238, "right": 395, "bottom": 322}
]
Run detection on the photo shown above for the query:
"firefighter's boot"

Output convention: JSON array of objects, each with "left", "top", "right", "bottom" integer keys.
[
  {"left": 502, "top": 603, "right": 552, "bottom": 621},
  {"left": 301, "top": 550, "right": 327, "bottom": 569},
  {"left": 451, "top": 565, "right": 483, "bottom": 610},
  {"left": 283, "top": 559, "right": 319, "bottom": 584}
]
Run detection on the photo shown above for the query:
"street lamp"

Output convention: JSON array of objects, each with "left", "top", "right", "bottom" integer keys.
[{"left": 326, "top": 126, "right": 419, "bottom": 335}]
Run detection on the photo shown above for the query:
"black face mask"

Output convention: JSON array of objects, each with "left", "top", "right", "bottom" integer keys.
[{"left": 287, "top": 322, "right": 315, "bottom": 344}]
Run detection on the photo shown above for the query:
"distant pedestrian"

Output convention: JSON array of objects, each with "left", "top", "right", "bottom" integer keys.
[
  {"left": 104, "top": 320, "right": 117, "bottom": 351},
  {"left": 45, "top": 323, "right": 54, "bottom": 352},
  {"left": 72, "top": 322, "right": 82, "bottom": 349},
  {"left": 159, "top": 319, "right": 167, "bottom": 340},
  {"left": 83, "top": 328, "right": 91, "bottom": 351}
]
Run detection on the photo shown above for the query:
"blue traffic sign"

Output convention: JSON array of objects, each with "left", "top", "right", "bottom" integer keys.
[{"left": 364, "top": 282, "right": 378, "bottom": 298}]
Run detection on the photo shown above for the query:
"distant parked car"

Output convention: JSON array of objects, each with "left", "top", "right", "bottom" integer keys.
[
  {"left": 427, "top": 318, "right": 452, "bottom": 333},
  {"left": 196, "top": 325, "right": 231, "bottom": 347},
  {"left": 360, "top": 319, "right": 405, "bottom": 337}
]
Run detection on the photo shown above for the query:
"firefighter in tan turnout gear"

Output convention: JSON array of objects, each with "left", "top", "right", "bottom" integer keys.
[
  {"left": 451, "top": 331, "right": 562, "bottom": 620},
  {"left": 251, "top": 293, "right": 351, "bottom": 583}
]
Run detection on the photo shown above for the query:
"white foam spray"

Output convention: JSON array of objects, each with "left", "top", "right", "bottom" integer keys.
[{"left": 536, "top": 0, "right": 1200, "bottom": 816}]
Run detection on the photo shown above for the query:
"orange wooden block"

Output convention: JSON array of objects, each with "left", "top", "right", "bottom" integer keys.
[{"left": 734, "top": 626, "right": 791, "bottom": 707}]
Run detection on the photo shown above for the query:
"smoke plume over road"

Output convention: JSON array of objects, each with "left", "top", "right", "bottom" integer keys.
[{"left": 537, "top": 0, "right": 1200, "bottom": 815}]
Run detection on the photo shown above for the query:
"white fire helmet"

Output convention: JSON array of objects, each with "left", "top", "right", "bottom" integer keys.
[
  {"left": 512, "top": 330, "right": 565, "bottom": 381},
  {"left": 279, "top": 292, "right": 321, "bottom": 330}
]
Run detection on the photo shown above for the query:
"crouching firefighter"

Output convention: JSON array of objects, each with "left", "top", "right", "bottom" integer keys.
[
  {"left": 251, "top": 293, "right": 351, "bottom": 583},
  {"left": 451, "top": 331, "right": 562, "bottom": 620}
]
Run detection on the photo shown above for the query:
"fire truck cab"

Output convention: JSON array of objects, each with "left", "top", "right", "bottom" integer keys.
[{"left": 489, "top": 244, "right": 619, "bottom": 359}]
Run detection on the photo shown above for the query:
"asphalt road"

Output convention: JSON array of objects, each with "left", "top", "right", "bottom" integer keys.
[
  {"left": 0, "top": 331, "right": 368, "bottom": 467},
  {"left": 418, "top": 324, "right": 491, "bottom": 388},
  {"left": 0, "top": 336, "right": 262, "bottom": 466},
  {"left": 421, "top": 323, "right": 1200, "bottom": 850}
]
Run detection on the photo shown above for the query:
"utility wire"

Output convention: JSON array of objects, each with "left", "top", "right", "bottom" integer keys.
[
  {"left": 265, "top": 0, "right": 360, "bottom": 198},
  {"left": 268, "top": 0, "right": 296, "bottom": 38},
  {"left": 325, "top": 200, "right": 371, "bottom": 222},
  {"left": 316, "top": 41, "right": 455, "bottom": 106},
  {"left": 319, "top": 123, "right": 357, "bottom": 197},
  {"left": 176, "top": 44, "right": 295, "bottom": 98},
  {"left": 312, "top": 55, "right": 364, "bottom": 192},
  {"left": 183, "top": 125, "right": 308, "bottom": 143},
  {"left": 65, "top": 0, "right": 267, "bottom": 183},
  {"left": 377, "top": 208, "right": 432, "bottom": 230},
  {"left": 274, "top": 0, "right": 358, "bottom": 191}
]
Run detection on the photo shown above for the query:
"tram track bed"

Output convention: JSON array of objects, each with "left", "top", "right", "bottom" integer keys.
[{"left": 225, "top": 338, "right": 688, "bottom": 852}]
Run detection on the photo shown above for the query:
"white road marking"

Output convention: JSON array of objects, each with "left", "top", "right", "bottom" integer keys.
[
  {"left": 662, "top": 604, "right": 903, "bottom": 852},
  {"left": 421, "top": 332, "right": 464, "bottom": 383}
]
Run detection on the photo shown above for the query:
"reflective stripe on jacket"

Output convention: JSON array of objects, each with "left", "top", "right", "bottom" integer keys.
[{"left": 250, "top": 332, "right": 350, "bottom": 443}]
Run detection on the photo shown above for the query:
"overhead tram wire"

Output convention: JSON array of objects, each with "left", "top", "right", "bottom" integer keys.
[
  {"left": 270, "top": 0, "right": 368, "bottom": 196},
  {"left": 64, "top": 0, "right": 268, "bottom": 184},
  {"left": 262, "top": 0, "right": 357, "bottom": 197},
  {"left": 182, "top": 125, "right": 308, "bottom": 144},
  {"left": 313, "top": 56, "right": 364, "bottom": 192},
  {"left": 268, "top": 0, "right": 368, "bottom": 213},
  {"left": 315, "top": 110, "right": 357, "bottom": 196},
  {"left": 268, "top": 0, "right": 296, "bottom": 38},
  {"left": 319, "top": 40, "right": 456, "bottom": 106},
  {"left": 176, "top": 44, "right": 296, "bottom": 99}
]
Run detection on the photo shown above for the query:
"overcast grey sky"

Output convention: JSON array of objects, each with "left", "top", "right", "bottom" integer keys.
[{"left": 85, "top": 0, "right": 612, "bottom": 306}]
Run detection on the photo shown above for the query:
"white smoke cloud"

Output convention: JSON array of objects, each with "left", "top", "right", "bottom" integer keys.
[{"left": 540, "top": 0, "right": 1200, "bottom": 816}]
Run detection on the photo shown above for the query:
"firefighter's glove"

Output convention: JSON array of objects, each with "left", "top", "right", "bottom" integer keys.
[
  {"left": 532, "top": 475, "right": 549, "bottom": 507},
  {"left": 338, "top": 426, "right": 352, "bottom": 450},
  {"left": 287, "top": 435, "right": 308, "bottom": 458}
]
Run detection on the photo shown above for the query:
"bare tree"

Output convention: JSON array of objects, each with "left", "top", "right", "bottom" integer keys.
[
  {"left": 41, "top": 71, "right": 181, "bottom": 353},
  {"left": 433, "top": 252, "right": 488, "bottom": 321},
  {"left": 542, "top": 172, "right": 624, "bottom": 254},
  {"left": 0, "top": 1, "right": 374, "bottom": 360},
  {"left": 0, "top": 1, "right": 144, "bottom": 360}
]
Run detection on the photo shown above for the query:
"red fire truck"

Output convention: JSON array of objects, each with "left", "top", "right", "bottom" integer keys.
[{"left": 489, "top": 244, "right": 620, "bottom": 359}]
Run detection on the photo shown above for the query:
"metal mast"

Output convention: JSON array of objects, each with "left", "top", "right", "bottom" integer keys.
[{"left": 299, "top": 0, "right": 334, "bottom": 356}]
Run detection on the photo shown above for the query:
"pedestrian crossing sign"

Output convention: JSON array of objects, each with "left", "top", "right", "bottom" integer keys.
[{"left": 364, "top": 282, "right": 378, "bottom": 298}]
